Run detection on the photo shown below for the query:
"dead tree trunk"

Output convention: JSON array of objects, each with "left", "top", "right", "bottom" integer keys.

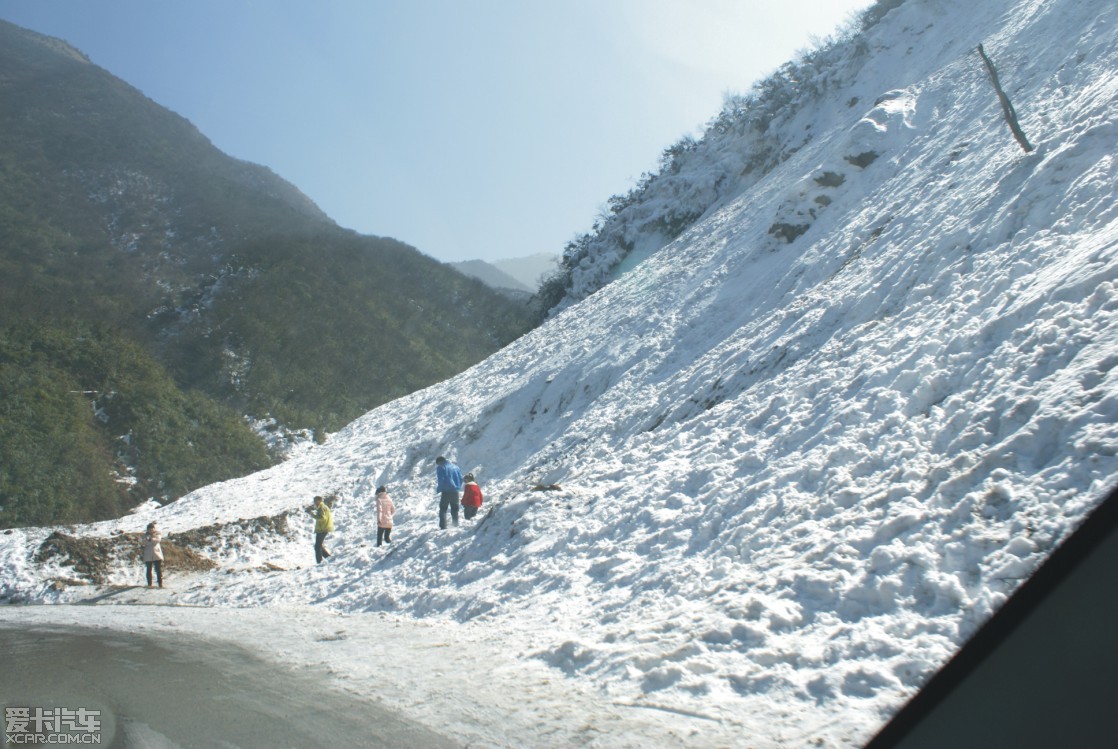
[{"left": 977, "top": 43, "right": 1035, "bottom": 153}]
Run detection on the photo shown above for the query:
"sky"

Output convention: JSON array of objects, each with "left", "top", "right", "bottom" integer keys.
[
  {"left": 3, "top": 0, "right": 1117, "bottom": 746},
  {"left": 0, "top": 0, "right": 872, "bottom": 263}
]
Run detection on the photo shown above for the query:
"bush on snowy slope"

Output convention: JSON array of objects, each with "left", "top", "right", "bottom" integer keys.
[{"left": 535, "top": 0, "right": 909, "bottom": 316}]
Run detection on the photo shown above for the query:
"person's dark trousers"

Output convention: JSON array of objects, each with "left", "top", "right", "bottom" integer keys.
[
  {"left": 439, "top": 491, "right": 460, "bottom": 529},
  {"left": 314, "top": 532, "right": 331, "bottom": 563},
  {"left": 377, "top": 527, "right": 392, "bottom": 546},
  {"left": 145, "top": 561, "right": 163, "bottom": 587},
  {"left": 463, "top": 505, "right": 478, "bottom": 520}
]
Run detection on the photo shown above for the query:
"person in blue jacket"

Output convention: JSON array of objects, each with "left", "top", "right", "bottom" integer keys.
[{"left": 435, "top": 456, "right": 464, "bottom": 529}]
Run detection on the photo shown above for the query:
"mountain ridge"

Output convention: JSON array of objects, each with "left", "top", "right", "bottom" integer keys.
[
  {"left": 451, "top": 259, "right": 533, "bottom": 293},
  {"left": 0, "top": 18, "right": 535, "bottom": 526}
]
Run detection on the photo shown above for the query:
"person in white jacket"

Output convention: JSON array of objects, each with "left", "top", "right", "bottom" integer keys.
[
  {"left": 142, "top": 522, "right": 164, "bottom": 588},
  {"left": 375, "top": 486, "right": 396, "bottom": 546}
]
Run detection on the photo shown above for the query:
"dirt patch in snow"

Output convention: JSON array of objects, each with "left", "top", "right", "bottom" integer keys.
[{"left": 33, "top": 513, "right": 295, "bottom": 585}]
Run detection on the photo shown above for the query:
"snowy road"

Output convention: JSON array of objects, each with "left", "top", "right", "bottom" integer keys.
[
  {"left": 0, "top": 619, "right": 458, "bottom": 748},
  {"left": 0, "top": 602, "right": 734, "bottom": 748}
]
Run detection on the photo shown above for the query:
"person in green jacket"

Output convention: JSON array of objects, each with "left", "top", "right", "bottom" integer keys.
[{"left": 307, "top": 495, "right": 334, "bottom": 564}]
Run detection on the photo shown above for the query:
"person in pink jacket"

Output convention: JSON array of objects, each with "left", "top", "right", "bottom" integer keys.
[
  {"left": 375, "top": 486, "right": 396, "bottom": 546},
  {"left": 461, "top": 474, "right": 484, "bottom": 520}
]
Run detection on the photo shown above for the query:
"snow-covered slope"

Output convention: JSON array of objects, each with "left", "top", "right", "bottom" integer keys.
[{"left": 4, "top": 0, "right": 1118, "bottom": 746}]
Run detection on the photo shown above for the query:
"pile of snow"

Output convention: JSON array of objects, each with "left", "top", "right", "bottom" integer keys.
[{"left": 4, "top": 0, "right": 1118, "bottom": 746}]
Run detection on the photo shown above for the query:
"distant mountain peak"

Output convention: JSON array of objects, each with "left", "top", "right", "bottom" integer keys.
[
  {"left": 451, "top": 259, "right": 533, "bottom": 294},
  {"left": 452, "top": 252, "right": 559, "bottom": 293}
]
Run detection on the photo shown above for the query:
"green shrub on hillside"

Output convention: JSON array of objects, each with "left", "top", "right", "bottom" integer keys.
[
  {"left": 0, "top": 355, "right": 124, "bottom": 526},
  {"left": 0, "top": 324, "right": 272, "bottom": 528}
]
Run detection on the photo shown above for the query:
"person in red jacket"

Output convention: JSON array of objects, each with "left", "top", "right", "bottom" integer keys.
[{"left": 461, "top": 473, "right": 484, "bottom": 520}]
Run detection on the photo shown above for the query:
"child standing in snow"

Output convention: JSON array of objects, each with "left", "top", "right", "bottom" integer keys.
[
  {"left": 461, "top": 473, "right": 484, "bottom": 520},
  {"left": 141, "top": 522, "right": 164, "bottom": 588},
  {"left": 307, "top": 495, "right": 334, "bottom": 563},
  {"left": 375, "top": 486, "right": 395, "bottom": 546}
]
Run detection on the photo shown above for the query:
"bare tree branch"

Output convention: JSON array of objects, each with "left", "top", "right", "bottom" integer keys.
[{"left": 977, "top": 43, "right": 1035, "bottom": 153}]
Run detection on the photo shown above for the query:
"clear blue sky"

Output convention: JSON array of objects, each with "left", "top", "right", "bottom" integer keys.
[{"left": 0, "top": 0, "right": 872, "bottom": 263}]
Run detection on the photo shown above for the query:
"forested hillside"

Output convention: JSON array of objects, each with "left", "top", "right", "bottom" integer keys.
[{"left": 0, "top": 20, "right": 535, "bottom": 527}]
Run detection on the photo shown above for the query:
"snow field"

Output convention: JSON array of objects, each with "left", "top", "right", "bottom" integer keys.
[{"left": 4, "top": 1, "right": 1118, "bottom": 746}]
